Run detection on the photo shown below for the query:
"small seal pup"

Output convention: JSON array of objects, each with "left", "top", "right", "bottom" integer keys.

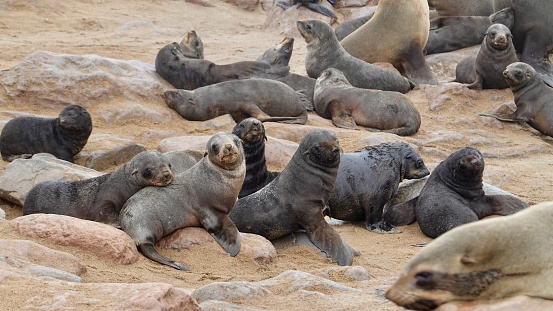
[
  {"left": 296, "top": 19, "right": 413, "bottom": 94},
  {"left": 178, "top": 30, "right": 203, "bottom": 59},
  {"left": 454, "top": 23, "right": 518, "bottom": 89},
  {"left": 339, "top": 0, "right": 437, "bottom": 85},
  {"left": 230, "top": 129, "right": 356, "bottom": 266},
  {"left": 386, "top": 201, "right": 553, "bottom": 310},
  {"left": 23, "top": 150, "right": 173, "bottom": 226},
  {"left": 120, "top": 132, "right": 245, "bottom": 270},
  {"left": 164, "top": 78, "right": 309, "bottom": 124},
  {"left": 314, "top": 68, "right": 421, "bottom": 135},
  {"left": 231, "top": 118, "right": 278, "bottom": 198},
  {"left": 328, "top": 142, "right": 429, "bottom": 233},
  {"left": 0, "top": 105, "right": 92, "bottom": 163}
]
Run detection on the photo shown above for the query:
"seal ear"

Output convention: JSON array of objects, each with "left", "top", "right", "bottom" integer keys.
[
  {"left": 203, "top": 151, "right": 208, "bottom": 157},
  {"left": 460, "top": 255, "right": 477, "bottom": 265},
  {"left": 131, "top": 168, "right": 139, "bottom": 176},
  {"left": 263, "top": 134, "right": 268, "bottom": 141}
]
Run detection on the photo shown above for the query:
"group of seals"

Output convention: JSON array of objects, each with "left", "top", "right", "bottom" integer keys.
[
  {"left": 313, "top": 68, "right": 421, "bottom": 135},
  {"left": 230, "top": 129, "right": 356, "bottom": 266},
  {"left": 0, "top": 105, "right": 92, "bottom": 163},
  {"left": 328, "top": 142, "right": 429, "bottom": 233},
  {"left": 120, "top": 132, "right": 246, "bottom": 270},
  {"left": 23, "top": 151, "right": 173, "bottom": 226},
  {"left": 386, "top": 201, "right": 553, "bottom": 310}
]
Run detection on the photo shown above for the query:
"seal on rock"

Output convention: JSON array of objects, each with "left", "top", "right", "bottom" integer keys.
[
  {"left": 120, "top": 132, "right": 246, "bottom": 270},
  {"left": 23, "top": 150, "right": 173, "bottom": 226},
  {"left": 339, "top": 0, "right": 437, "bottom": 85},
  {"left": 178, "top": 30, "right": 204, "bottom": 59},
  {"left": 164, "top": 78, "right": 310, "bottom": 124},
  {"left": 386, "top": 201, "right": 553, "bottom": 310},
  {"left": 230, "top": 129, "right": 356, "bottom": 266},
  {"left": 313, "top": 68, "right": 421, "bottom": 135},
  {"left": 328, "top": 142, "right": 429, "bottom": 233},
  {"left": 454, "top": 23, "right": 518, "bottom": 89},
  {"left": 296, "top": 19, "right": 413, "bottom": 94},
  {"left": 0, "top": 105, "right": 92, "bottom": 163}
]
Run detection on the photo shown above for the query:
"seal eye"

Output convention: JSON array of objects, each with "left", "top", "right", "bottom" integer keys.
[
  {"left": 416, "top": 159, "right": 423, "bottom": 167},
  {"left": 143, "top": 168, "right": 153, "bottom": 178},
  {"left": 415, "top": 271, "right": 435, "bottom": 289}
]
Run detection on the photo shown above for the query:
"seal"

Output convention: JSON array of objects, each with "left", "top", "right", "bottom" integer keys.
[
  {"left": 275, "top": 0, "right": 337, "bottom": 22},
  {"left": 164, "top": 78, "right": 309, "bottom": 124},
  {"left": 229, "top": 129, "right": 356, "bottom": 266},
  {"left": 386, "top": 201, "right": 553, "bottom": 310},
  {"left": 454, "top": 23, "right": 518, "bottom": 89},
  {"left": 231, "top": 118, "right": 278, "bottom": 198},
  {"left": 339, "top": 0, "right": 437, "bottom": 85},
  {"left": 296, "top": 19, "right": 413, "bottom": 94},
  {"left": 428, "top": 0, "right": 494, "bottom": 17},
  {"left": 22, "top": 150, "right": 173, "bottom": 226},
  {"left": 155, "top": 42, "right": 270, "bottom": 90},
  {"left": 163, "top": 149, "right": 204, "bottom": 174},
  {"left": 178, "top": 30, "right": 204, "bottom": 59},
  {"left": 0, "top": 105, "right": 92, "bottom": 163},
  {"left": 120, "top": 132, "right": 246, "bottom": 270},
  {"left": 313, "top": 68, "right": 421, "bottom": 135},
  {"left": 327, "top": 142, "right": 429, "bottom": 233},
  {"left": 335, "top": 13, "right": 373, "bottom": 41}
]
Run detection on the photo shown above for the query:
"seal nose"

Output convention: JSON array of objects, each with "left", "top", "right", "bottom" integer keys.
[
  {"left": 503, "top": 69, "right": 509, "bottom": 77},
  {"left": 163, "top": 171, "right": 172, "bottom": 180},
  {"left": 225, "top": 143, "right": 233, "bottom": 151},
  {"left": 496, "top": 35, "right": 506, "bottom": 44}
]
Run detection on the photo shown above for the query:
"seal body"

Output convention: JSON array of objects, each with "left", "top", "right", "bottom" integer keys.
[
  {"left": 428, "top": 0, "right": 494, "bottom": 17},
  {"left": 178, "top": 30, "right": 204, "bottom": 59},
  {"left": 23, "top": 151, "right": 173, "bottom": 226},
  {"left": 164, "top": 78, "right": 308, "bottom": 124},
  {"left": 0, "top": 105, "right": 92, "bottom": 163},
  {"left": 328, "top": 142, "right": 429, "bottom": 233},
  {"left": 387, "top": 202, "right": 553, "bottom": 310},
  {"left": 163, "top": 150, "right": 204, "bottom": 174},
  {"left": 455, "top": 24, "right": 518, "bottom": 89},
  {"left": 230, "top": 129, "right": 355, "bottom": 266},
  {"left": 340, "top": 0, "right": 437, "bottom": 85},
  {"left": 335, "top": 13, "right": 373, "bottom": 41},
  {"left": 314, "top": 68, "right": 421, "bottom": 135},
  {"left": 120, "top": 133, "right": 245, "bottom": 270},
  {"left": 296, "top": 19, "right": 413, "bottom": 94}
]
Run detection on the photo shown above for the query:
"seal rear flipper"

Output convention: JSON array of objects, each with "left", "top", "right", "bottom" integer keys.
[
  {"left": 304, "top": 221, "right": 353, "bottom": 266},
  {"left": 401, "top": 41, "right": 438, "bottom": 85},
  {"left": 137, "top": 243, "right": 189, "bottom": 271},
  {"left": 520, "top": 32, "right": 553, "bottom": 87},
  {"left": 203, "top": 214, "right": 241, "bottom": 257},
  {"left": 383, "top": 198, "right": 418, "bottom": 226},
  {"left": 470, "top": 195, "right": 529, "bottom": 219},
  {"left": 302, "top": 2, "right": 337, "bottom": 21},
  {"left": 478, "top": 112, "right": 523, "bottom": 122}
]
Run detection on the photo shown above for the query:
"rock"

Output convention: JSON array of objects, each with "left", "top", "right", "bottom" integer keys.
[
  {"left": 339, "top": 6, "right": 377, "bottom": 22},
  {"left": 75, "top": 134, "right": 147, "bottom": 171},
  {"left": 221, "top": 0, "right": 259, "bottom": 11},
  {"left": 197, "top": 114, "right": 235, "bottom": 130},
  {"left": 317, "top": 266, "right": 370, "bottom": 282},
  {"left": 186, "top": 0, "right": 217, "bottom": 7},
  {"left": 99, "top": 103, "right": 173, "bottom": 124},
  {"left": 436, "top": 295, "right": 553, "bottom": 311},
  {"left": 0, "top": 207, "right": 5, "bottom": 219},
  {"left": 200, "top": 300, "right": 265, "bottom": 311},
  {"left": 0, "top": 256, "right": 83, "bottom": 282},
  {"left": 357, "top": 133, "right": 406, "bottom": 147},
  {"left": 426, "top": 46, "right": 480, "bottom": 82},
  {"left": 10, "top": 214, "right": 139, "bottom": 264},
  {"left": 335, "top": 0, "right": 372, "bottom": 9},
  {"left": 421, "top": 82, "right": 481, "bottom": 111}
]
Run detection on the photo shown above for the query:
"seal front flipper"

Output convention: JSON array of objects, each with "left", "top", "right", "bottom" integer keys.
[
  {"left": 478, "top": 112, "right": 524, "bottom": 122},
  {"left": 330, "top": 104, "right": 358, "bottom": 129},
  {"left": 137, "top": 243, "right": 190, "bottom": 271},
  {"left": 201, "top": 213, "right": 241, "bottom": 257},
  {"left": 303, "top": 219, "right": 354, "bottom": 266},
  {"left": 383, "top": 197, "right": 418, "bottom": 226},
  {"left": 216, "top": 61, "right": 270, "bottom": 80},
  {"left": 470, "top": 194, "right": 529, "bottom": 219}
]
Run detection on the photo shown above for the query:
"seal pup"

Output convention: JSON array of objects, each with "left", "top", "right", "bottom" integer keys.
[
  {"left": 314, "top": 68, "right": 421, "bottom": 136},
  {"left": 163, "top": 150, "right": 204, "bottom": 174},
  {"left": 23, "top": 150, "right": 173, "bottom": 226},
  {"left": 386, "top": 201, "right": 553, "bottom": 310},
  {"left": 296, "top": 19, "right": 413, "bottom": 94},
  {"left": 120, "top": 132, "right": 246, "bottom": 270},
  {"left": 340, "top": 0, "right": 437, "bottom": 85},
  {"left": 231, "top": 118, "right": 278, "bottom": 198},
  {"left": 0, "top": 105, "right": 92, "bottom": 163},
  {"left": 328, "top": 142, "right": 429, "bottom": 233},
  {"left": 164, "top": 78, "right": 309, "bottom": 124},
  {"left": 454, "top": 23, "right": 518, "bottom": 89},
  {"left": 178, "top": 30, "right": 204, "bottom": 59},
  {"left": 230, "top": 129, "right": 356, "bottom": 266}
]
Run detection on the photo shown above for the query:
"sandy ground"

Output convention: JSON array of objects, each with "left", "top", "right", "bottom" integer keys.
[{"left": 0, "top": 1, "right": 552, "bottom": 310}]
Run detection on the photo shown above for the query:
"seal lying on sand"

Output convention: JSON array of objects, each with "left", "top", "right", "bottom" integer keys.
[
  {"left": 230, "top": 129, "right": 356, "bottom": 266},
  {"left": 314, "top": 68, "right": 421, "bottom": 135},
  {"left": 23, "top": 151, "right": 173, "bottom": 226},
  {"left": 120, "top": 133, "right": 245, "bottom": 270},
  {"left": 386, "top": 201, "right": 553, "bottom": 310},
  {"left": 0, "top": 105, "right": 92, "bottom": 163},
  {"left": 328, "top": 142, "right": 429, "bottom": 233}
]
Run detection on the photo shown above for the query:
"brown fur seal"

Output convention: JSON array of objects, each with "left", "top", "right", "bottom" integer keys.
[
  {"left": 164, "top": 78, "right": 309, "bottom": 124},
  {"left": 334, "top": 13, "right": 373, "bottom": 41},
  {"left": 314, "top": 68, "right": 421, "bottom": 135},
  {"left": 328, "top": 142, "right": 429, "bottom": 233},
  {"left": 230, "top": 129, "right": 356, "bottom": 266},
  {"left": 120, "top": 132, "right": 246, "bottom": 270},
  {"left": 163, "top": 150, "right": 204, "bottom": 174},
  {"left": 428, "top": 0, "right": 494, "bottom": 17},
  {"left": 386, "top": 201, "right": 553, "bottom": 310},
  {"left": 296, "top": 19, "right": 413, "bottom": 94},
  {"left": 178, "top": 30, "right": 204, "bottom": 59},
  {"left": 275, "top": 0, "right": 337, "bottom": 22},
  {"left": 155, "top": 42, "right": 270, "bottom": 90},
  {"left": 0, "top": 105, "right": 92, "bottom": 163},
  {"left": 454, "top": 23, "right": 518, "bottom": 89},
  {"left": 340, "top": 0, "right": 437, "bottom": 85},
  {"left": 23, "top": 150, "right": 173, "bottom": 226}
]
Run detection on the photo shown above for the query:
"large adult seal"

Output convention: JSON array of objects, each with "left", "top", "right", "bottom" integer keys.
[
  {"left": 155, "top": 42, "right": 270, "bottom": 90},
  {"left": 230, "top": 129, "right": 356, "bottom": 266},
  {"left": 454, "top": 23, "right": 518, "bottom": 89},
  {"left": 0, "top": 105, "right": 92, "bottom": 163},
  {"left": 428, "top": 0, "right": 494, "bottom": 17},
  {"left": 328, "top": 142, "right": 429, "bottom": 233},
  {"left": 164, "top": 78, "right": 309, "bottom": 124},
  {"left": 23, "top": 150, "right": 173, "bottom": 226},
  {"left": 296, "top": 19, "right": 413, "bottom": 94},
  {"left": 231, "top": 118, "right": 278, "bottom": 198},
  {"left": 339, "top": 0, "right": 437, "bottom": 85},
  {"left": 178, "top": 30, "right": 204, "bottom": 59},
  {"left": 120, "top": 132, "right": 246, "bottom": 270},
  {"left": 386, "top": 201, "right": 553, "bottom": 310},
  {"left": 314, "top": 68, "right": 421, "bottom": 135}
]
